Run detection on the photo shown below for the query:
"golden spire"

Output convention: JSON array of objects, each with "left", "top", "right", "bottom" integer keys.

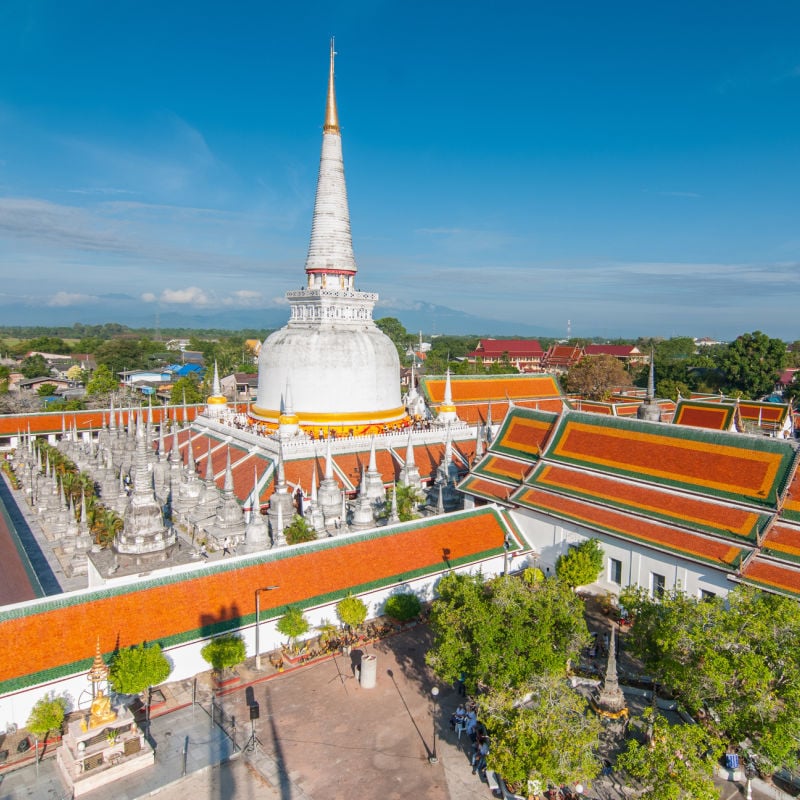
[
  {"left": 87, "top": 636, "right": 109, "bottom": 684},
  {"left": 323, "top": 38, "right": 340, "bottom": 134}
]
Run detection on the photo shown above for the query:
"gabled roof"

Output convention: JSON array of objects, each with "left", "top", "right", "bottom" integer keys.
[
  {"left": 468, "top": 339, "right": 544, "bottom": 357},
  {"left": 545, "top": 412, "right": 794, "bottom": 508},
  {"left": 460, "top": 406, "right": 800, "bottom": 595}
]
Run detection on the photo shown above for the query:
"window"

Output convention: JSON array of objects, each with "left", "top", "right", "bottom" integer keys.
[
  {"left": 700, "top": 589, "right": 716, "bottom": 601},
  {"left": 651, "top": 572, "right": 666, "bottom": 599},
  {"left": 609, "top": 558, "right": 622, "bottom": 585}
]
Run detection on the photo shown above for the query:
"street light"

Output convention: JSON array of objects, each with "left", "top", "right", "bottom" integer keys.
[
  {"left": 503, "top": 535, "right": 511, "bottom": 576},
  {"left": 254, "top": 585, "right": 280, "bottom": 670},
  {"left": 429, "top": 686, "right": 440, "bottom": 764}
]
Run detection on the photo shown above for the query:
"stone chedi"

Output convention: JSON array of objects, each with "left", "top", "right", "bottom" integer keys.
[
  {"left": 113, "top": 413, "right": 177, "bottom": 565},
  {"left": 252, "top": 42, "right": 406, "bottom": 436},
  {"left": 591, "top": 622, "right": 628, "bottom": 718}
]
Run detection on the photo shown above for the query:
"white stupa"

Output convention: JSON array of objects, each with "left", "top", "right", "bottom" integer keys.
[{"left": 252, "top": 41, "right": 407, "bottom": 437}]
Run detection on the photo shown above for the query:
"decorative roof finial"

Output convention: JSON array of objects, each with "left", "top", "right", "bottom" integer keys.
[{"left": 324, "top": 38, "right": 339, "bottom": 135}]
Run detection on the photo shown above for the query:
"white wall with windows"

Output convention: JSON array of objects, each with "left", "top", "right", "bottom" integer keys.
[{"left": 509, "top": 508, "right": 733, "bottom": 599}]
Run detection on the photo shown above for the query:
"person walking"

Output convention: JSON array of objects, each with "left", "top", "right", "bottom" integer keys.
[
  {"left": 222, "top": 536, "right": 232, "bottom": 556},
  {"left": 199, "top": 543, "right": 208, "bottom": 559}
]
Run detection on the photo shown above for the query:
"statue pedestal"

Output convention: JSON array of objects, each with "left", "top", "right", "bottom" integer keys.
[{"left": 56, "top": 705, "right": 154, "bottom": 797}]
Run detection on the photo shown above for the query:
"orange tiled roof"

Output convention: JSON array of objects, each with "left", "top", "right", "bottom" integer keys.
[
  {"left": 491, "top": 408, "right": 560, "bottom": 461},
  {"left": 0, "top": 507, "right": 511, "bottom": 692},
  {"left": 782, "top": 467, "right": 800, "bottom": 524},
  {"left": 0, "top": 407, "right": 202, "bottom": 437},
  {"left": 527, "top": 463, "right": 765, "bottom": 541},
  {"left": 514, "top": 487, "right": 748, "bottom": 568},
  {"left": 739, "top": 557, "right": 800, "bottom": 599},
  {"left": 420, "top": 374, "right": 561, "bottom": 405},
  {"left": 473, "top": 454, "right": 532, "bottom": 485},
  {"left": 458, "top": 476, "right": 514, "bottom": 504},
  {"left": 672, "top": 401, "right": 735, "bottom": 431},
  {"left": 547, "top": 414, "right": 793, "bottom": 507},
  {"left": 737, "top": 401, "right": 789, "bottom": 425},
  {"left": 761, "top": 523, "right": 800, "bottom": 563}
]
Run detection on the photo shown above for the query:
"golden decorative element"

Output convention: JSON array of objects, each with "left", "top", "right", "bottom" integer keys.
[
  {"left": 88, "top": 689, "right": 117, "bottom": 729},
  {"left": 250, "top": 404, "right": 408, "bottom": 424},
  {"left": 323, "top": 38, "right": 340, "bottom": 134},
  {"left": 207, "top": 396, "right": 227, "bottom": 405},
  {"left": 87, "top": 637, "right": 109, "bottom": 684}
]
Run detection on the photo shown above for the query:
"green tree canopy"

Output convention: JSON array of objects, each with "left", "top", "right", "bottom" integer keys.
[
  {"left": 29, "top": 336, "right": 69, "bottom": 353},
  {"left": 86, "top": 364, "right": 119, "bottom": 396},
  {"left": 284, "top": 514, "right": 317, "bottom": 545},
  {"left": 384, "top": 484, "right": 424, "bottom": 522},
  {"left": 26, "top": 692, "right": 67, "bottom": 742},
  {"left": 716, "top": 331, "right": 787, "bottom": 399},
  {"left": 276, "top": 606, "right": 310, "bottom": 651},
  {"left": 620, "top": 585, "right": 800, "bottom": 770},
  {"left": 36, "top": 383, "right": 57, "bottom": 397},
  {"left": 563, "top": 354, "right": 632, "bottom": 400},
  {"left": 555, "top": 539, "right": 605, "bottom": 589},
  {"left": 20, "top": 354, "right": 51, "bottom": 378},
  {"left": 383, "top": 592, "right": 421, "bottom": 622},
  {"left": 336, "top": 594, "right": 368, "bottom": 630},
  {"left": 479, "top": 675, "right": 601, "bottom": 791},
  {"left": 170, "top": 375, "right": 204, "bottom": 405},
  {"left": 426, "top": 573, "right": 589, "bottom": 694},
  {"left": 200, "top": 634, "right": 246, "bottom": 673},
  {"left": 617, "top": 714, "right": 720, "bottom": 800},
  {"left": 108, "top": 642, "right": 172, "bottom": 696}
]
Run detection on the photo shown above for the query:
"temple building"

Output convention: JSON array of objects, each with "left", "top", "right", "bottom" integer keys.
[
  {"left": 251, "top": 42, "right": 407, "bottom": 438},
  {"left": 1, "top": 43, "right": 799, "bottom": 734}
]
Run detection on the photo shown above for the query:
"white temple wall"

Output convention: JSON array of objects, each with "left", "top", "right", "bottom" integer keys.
[
  {"left": 509, "top": 508, "right": 733, "bottom": 600},
  {"left": 0, "top": 550, "right": 507, "bottom": 729}
]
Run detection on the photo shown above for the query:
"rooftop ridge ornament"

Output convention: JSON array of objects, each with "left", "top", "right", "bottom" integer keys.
[
  {"left": 323, "top": 38, "right": 339, "bottom": 135},
  {"left": 87, "top": 637, "right": 109, "bottom": 684}
]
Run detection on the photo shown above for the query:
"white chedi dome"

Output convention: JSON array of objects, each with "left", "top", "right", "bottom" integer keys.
[{"left": 254, "top": 322, "right": 405, "bottom": 431}]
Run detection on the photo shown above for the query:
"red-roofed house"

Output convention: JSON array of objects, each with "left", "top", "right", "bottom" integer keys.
[
  {"left": 466, "top": 339, "right": 545, "bottom": 372},
  {"left": 582, "top": 344, "right": 648, "bottom": 366}
]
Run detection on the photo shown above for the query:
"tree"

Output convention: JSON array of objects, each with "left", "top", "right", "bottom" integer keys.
[
  {"left": 276, "top": 606, "right": 310, "bottom": 652},
  {"left": 170, "top": 376, "right": 204, "bottom": 405},
  {"left": 563, "top": 354, "right": 631, "bottom": 400},
  {"left": 620, "top": 585, "right": 800, "bottom": 770},
  {"left": 284, "top": 514, "right": 317, "bottom": 545},
  {"left": 200, "top": 634, "right": 246, "bottom": 673},
  {"left": 86, "top": 364, "right": 119, "bottom": 396},
  {"left": 617, "top": 714, "right": 720, "bottom": 800},
  {"left": 336, "top": 594, "right": 368, "bottom": 631},
  {"left": 36, "top": 383, "right": 57, "bottom": 397},
  {"left": 555, "top": 539, "right": 604, "bottom": 589},
  {"left": 479, "top": 674, "right": 601, "bottom": 792},
  {"left": 384, "top": 592, "right": 421, "bottom": 622},
  {"left": 20, "top": 354, "right": 51, "bottom": 379},
  {"left": 26, "top": 692, "right": 67, "bottom": 751},
  {"left": 384, "top": 483, "right": 425, "bottom": 522},
  {"left": 109, "top": 642, "right": 172, "bottom": 696},
  {"left": 716, "top": 331, "right": 787, "bottom": 399},
  {"left": 426, "top": 573, "right": 589, "bottom": 694}
]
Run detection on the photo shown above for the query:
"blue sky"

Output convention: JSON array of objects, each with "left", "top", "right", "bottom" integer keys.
[{"left": 0, "top": 1, "right": 798, "bottom": 339}]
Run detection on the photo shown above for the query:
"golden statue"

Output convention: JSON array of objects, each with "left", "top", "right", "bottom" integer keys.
[{"left": 88, "top": 689, "right": 117, "bottom": 728}]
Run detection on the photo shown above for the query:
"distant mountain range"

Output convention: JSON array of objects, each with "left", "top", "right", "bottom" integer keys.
[{"left": 0, "top": 297, "right": 557, "bottom": 338}]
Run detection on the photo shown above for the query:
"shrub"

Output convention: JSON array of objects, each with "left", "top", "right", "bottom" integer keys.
[
  {"left": 200, "top": 634, "right": 246, "bottom": 673},
  {"left": 384, "top": 592, "right": 421, "bottom": 622},
  {"left": 336, "top": 595, "right": 367, "bottom": 631},
  {"left": 276, "top": 606, "right": 310, "bottom": 651}
]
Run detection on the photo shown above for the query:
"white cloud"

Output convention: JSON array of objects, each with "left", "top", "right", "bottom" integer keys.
[
  {"left": 141, "top": 292, "right": 157, "bottom": 303},
  {"left": 160, "top": 287, "right": 212, "bottom": 306},
  {"left": 47, "top": 291, "right": 98, "bottom": 307}
]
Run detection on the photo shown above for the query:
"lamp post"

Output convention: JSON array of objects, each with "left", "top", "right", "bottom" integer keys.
[
  {"left": 429, "top": 686, "right": 440, "bottom": 764},
  {"left": 503, "top": 535, "right": 511, "bottom": 576},
  {"left": 254, "top": 585, "right": 280, "bottom": 670}
]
